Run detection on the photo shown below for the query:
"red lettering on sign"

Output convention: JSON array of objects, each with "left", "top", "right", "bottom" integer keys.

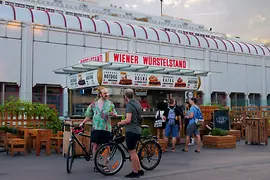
[{"left": 114, "top": 53, "right": 138, "bottom": 64}]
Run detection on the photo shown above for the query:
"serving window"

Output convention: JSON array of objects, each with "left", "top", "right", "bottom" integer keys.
[{"left": 69, "top": 87, "right": 186, "bottom": 117}]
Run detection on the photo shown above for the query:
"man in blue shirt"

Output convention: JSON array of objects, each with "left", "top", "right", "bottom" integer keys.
[{"left": 182, "top": 98, "right": 201, "bottom": 153}]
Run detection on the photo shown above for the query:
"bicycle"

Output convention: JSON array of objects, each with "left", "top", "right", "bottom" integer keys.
[
  {"left": 63, "top": 123, "right": 92, "bottom": 174},
  {"left": 94, "top": 125, "right": 162, "bottom": 176}
]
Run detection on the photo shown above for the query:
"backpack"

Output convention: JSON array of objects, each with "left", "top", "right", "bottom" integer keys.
[
  {"left": 167, "top": 107, "right": 176, "bottom": 126},
  {"left": 194, "top": 106, "right": 204, "bottom": 126}
]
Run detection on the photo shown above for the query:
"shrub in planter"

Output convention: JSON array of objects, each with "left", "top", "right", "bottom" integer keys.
[
  {"left": 211, "top": 128, "right": 228, "bottom": 136},
  {"left": 203, "top": 128, "right": 236, "bottom": 149}
]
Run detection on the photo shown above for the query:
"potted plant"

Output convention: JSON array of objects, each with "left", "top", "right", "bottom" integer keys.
[{"left": 203, "top": 128, "right": 236, "bottom": 149}]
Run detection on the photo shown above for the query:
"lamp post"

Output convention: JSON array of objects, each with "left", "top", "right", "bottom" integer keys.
[{"left": 160, "top": 0, "right": 163, "bottom": 16}]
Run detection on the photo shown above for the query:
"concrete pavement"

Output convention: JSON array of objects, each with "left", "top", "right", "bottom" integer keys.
[{"left": 1, "top": 140, "right": 270, "bottom": 180}]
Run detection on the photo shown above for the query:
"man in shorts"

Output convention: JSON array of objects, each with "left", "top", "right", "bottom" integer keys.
[
  {"left": 163, "top": 99, "right": 182, "bottom": 152},
  {"left": 117, "top": 89, "right": 144, "bottom": 178},
  {"left": 80, "top": 87, "right": 117, "bottom": 172},
  {"left": 182, "top": 97, "right": 202, "bottom": 153}
]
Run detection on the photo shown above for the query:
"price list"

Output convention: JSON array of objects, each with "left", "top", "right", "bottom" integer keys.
[
  {"left": 162, "top": 75, "right": 174, "bottom": 88},
  {"left": 187, "top": 77, "right": 198, "bottom": 89},
  {"left": 103, "top": 70, "right": 118, "bottom": 85},
  {"left": 134, "top": 73, "right": 147, "bottom": 86}
]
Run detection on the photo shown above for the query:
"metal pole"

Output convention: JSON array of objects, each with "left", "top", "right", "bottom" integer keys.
[
  {"left": 44, "top": 85, "right": 47, "bottom": 104},
  {"left": 1, "top": 83, "right": 4, "bottom": 106},
  {"left": 160, "top": 0, "right": 163, "bottom": 16}
]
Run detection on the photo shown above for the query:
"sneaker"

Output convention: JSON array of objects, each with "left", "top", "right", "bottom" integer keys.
[
  {"left": 125, "top": 171, "right": 140, "bottom": 178},
  {"left": 138, "top": 170, "right": 144, "bottom": 176},
  {"left": 188, "top": 143, "right": 193, "bottom": 146}
]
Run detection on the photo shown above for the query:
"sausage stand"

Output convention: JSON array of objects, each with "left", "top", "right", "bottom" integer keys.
[{"left": 55, "top": 51, "right": 209, "bottom": 154}]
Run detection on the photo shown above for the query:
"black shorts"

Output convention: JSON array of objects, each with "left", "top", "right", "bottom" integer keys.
[
  {"left": 91, "top": 130, "right": 113, "bottom": 145},
  {"left": 125, "top": 132, "right": 141, "bottom": 150}
]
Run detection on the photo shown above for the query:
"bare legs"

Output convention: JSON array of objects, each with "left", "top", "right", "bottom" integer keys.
[{"left": 129, "top": 149, "right": 141, "bottom": 173}]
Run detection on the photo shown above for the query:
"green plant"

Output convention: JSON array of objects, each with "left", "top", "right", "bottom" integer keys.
[
  {"left": 1, "top": 99, "right": 62, "bottom": 133},
  {"left": 211, "top": 128, "right": 228, "bottom": 136}
]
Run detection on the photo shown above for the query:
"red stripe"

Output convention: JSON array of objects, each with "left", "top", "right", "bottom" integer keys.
[
  {"left": 114, "top": 21, "right": 123, "bottom": 35},
  {"left": 240, "top": 42, "right": 251, "bottom": 53},
  {"left": 9, "top": 5, "right": 16, "bottom": 20},
  {"left": 211, "top": 38, "right": 219, "bottom": 49},
  {"left": 127, "top": 24, "right": 136, "bottom": 37},
  {"left": 191, "top": 34, "right": 200, "bottom": 46},
  {"left": 149, "top": 27, "right": 159, "bottom": 41},
  {"left": 180, "top": 32, "right": 190, "bottom": 45},
  {"left": 202, "top": 37, "right": 210, "bottom": 47},
  {"left": 101, "top": 20, "right": 110, "bottom": 33},
  {"left": 44, "top": 11, "right": 51, "bottom": 25},
  {"left": 58, "top": 12, "right": 67, "bottom": 27},
  {"left": 75, "top": 16, "right": 82, "bottom": 30},
  {"left": 138, "top": 26, "right": 148, "bottom": 39},
  {"left": 224, "top": 40, "right": 235, "bottom": 51},
  {"left": 27, "top": 8, "right": 34, "bottom": 22},
  {"left": 160, "top": 29, "right": 170, "bottom": 42},
  {"left": 248, "top": 43, "right": 258, "bottom": 54},
  {"left": 172, "top": 32, "right": 181, "bottom": 43},
  {"left": 256, "top": 44, "right": 266, "bottom": 55},
  {"left": 89, "top": 18, "right": 97, "bottom": 31},
  {"left": 232, "top": 41, "right": 243, "bottom": 52},
  {"left": 217, "top": 39, "right": 227, "bottom": 50}
]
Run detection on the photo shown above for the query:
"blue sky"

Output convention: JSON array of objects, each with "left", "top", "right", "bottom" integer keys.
[{"left": 95, "top": 0, "right": 270, "bottom": 46}]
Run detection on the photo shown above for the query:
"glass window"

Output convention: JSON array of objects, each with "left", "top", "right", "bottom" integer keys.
[
  {"left": 5, "top": 84, "right": 19, "bottom": 101},
  {"left": 0, "top": 83, "right": 2, "bottom": 104},
  {"left": 230, "top": 93, "right": 245, "bottom": 107},
  {"left": 197, "top": 91, "right": 203, "bottom": 105},
  {"left": 211, "top": 92, "right": 226, "bottom": 106},
  {"left": 32, "top": 85, "right": 44, "bottom": 104},
  {"left": 47, "top": 87, "right": 63, "bottom": 116},
  {"left": 267, "top": 95, "right": 270, "bottom": 106},
  {"left": 248, "top": 93, "right": 260, "bottom": 107}
]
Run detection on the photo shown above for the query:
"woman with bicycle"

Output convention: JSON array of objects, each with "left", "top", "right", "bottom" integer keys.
[{"left": 80, "top": 87, "right": 117, "bottom": 172}]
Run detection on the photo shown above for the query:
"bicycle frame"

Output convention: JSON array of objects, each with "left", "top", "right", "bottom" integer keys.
[
  {"left": 112, "top": 137, "right": 155, "bottom": 160},
  {"left": 69, "top": 130, "right": 92, "bottom": 157}
]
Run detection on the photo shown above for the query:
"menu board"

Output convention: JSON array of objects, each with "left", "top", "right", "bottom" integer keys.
[
  {"left": 67, "top": 70, "right": 99, "bottom": 89},
  {"left": 100, "top": 70, "right": 199, "bottom": 90},
  {"left": 102, "top": 70, "right": 118, "bottom": 85},
  {"left": 213, "top": 110, "right": 230, "bottom": 130}
]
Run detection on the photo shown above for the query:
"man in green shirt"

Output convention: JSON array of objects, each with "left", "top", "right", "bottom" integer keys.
[{"left": 80, "top": 87, "right": 117, "bottom": 172}]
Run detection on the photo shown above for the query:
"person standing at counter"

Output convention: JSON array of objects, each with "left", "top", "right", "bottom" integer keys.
[
  {"left": 163, "top": 99, "right": 182, "bottom": 152},
  {"left": 80, "top": 87, "right": 117, "bottom": 172},
  {"left": 117, "top": 89, "right": 144, "bottom": 178},
  {"left": 154, "top": 101, "right": 166, "bottom": 139},
  {"left": 139, "top": 96, "right": 150, "bottom": 111}
]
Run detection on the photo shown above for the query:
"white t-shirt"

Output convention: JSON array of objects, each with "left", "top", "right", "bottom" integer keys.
[{"left": 155, "top": 110, "right": 165, "bottom": 120}]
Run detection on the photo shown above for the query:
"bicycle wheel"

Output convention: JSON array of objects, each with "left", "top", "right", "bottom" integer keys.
[
  {"left": 138, "top": 140, "right": 162, "bottom": 171},
  {"left": 94, "top": 142, "right": 125, "bottom": 176},
  {"left": 66, "top": 142, "right": 75, "bottom": 173}
]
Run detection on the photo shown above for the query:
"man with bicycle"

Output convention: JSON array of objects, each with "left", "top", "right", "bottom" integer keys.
[
  {"left": 80, "top": 87, "right": 117, "bottom": 172},
  {"left": 117, "top": 89, "right": 144, "bottom": 178}
]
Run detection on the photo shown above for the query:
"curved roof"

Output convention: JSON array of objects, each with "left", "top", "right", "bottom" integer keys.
[{"left": 0, "top": 5, "right": 269, "bottom": 57}]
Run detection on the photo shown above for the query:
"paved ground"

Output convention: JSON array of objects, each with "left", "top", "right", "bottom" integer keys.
[{"left": 1, "top": 140, "right": 270, "bottom": 180}]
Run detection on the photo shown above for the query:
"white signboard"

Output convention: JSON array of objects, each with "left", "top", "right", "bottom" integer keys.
[
  {"left": 107, "top": 51, "right": 190, "bottom": 69},
  {"left": 67, "top": 70, "right": 99, "bottom": 89},
  {"left": 100, "top": 70, "right": 198, "bottom": 90}
]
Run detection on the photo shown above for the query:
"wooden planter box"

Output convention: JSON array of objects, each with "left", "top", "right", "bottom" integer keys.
[
  {"left": 228, "top": 130, "right": 241, "bottom": 141},
  {"left": 203, "top": 135, "right": 236, "bottom": 149}
]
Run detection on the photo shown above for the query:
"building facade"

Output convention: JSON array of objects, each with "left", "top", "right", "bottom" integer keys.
[{"left": 0, "top": 1, "right": 270, "bottom": 116}]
